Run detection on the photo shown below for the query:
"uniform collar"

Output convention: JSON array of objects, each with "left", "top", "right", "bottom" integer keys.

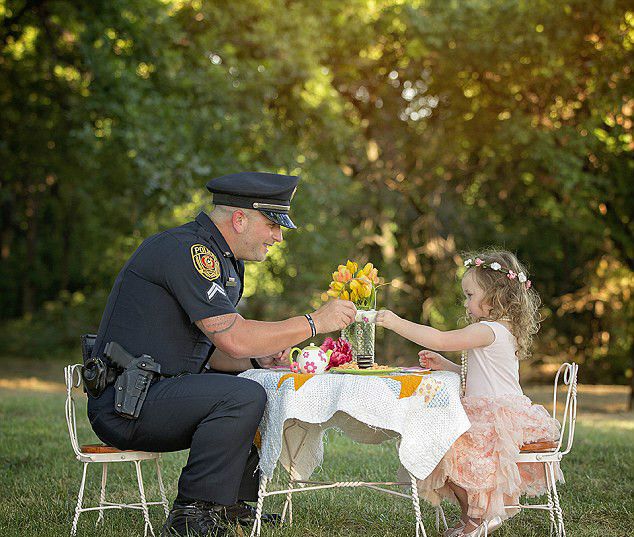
[{"left": 195, "top": 212, "right": 235, "bottom": 258}]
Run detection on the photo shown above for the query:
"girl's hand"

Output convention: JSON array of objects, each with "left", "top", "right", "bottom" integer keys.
[
  {"left": 375, "top": 309, "right": 399, "bottom": 330},
  {"left": 418, "top": 350, "right": 449, "bottom": 370}
]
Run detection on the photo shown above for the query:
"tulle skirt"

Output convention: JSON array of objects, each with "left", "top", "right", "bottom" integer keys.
[{"left": 417, "top": 395, "right": 564, "bottom": 520}]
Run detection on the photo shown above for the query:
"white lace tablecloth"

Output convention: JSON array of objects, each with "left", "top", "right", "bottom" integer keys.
[{"left": 239, "top": 369, "right": 470, "bottom": 481}]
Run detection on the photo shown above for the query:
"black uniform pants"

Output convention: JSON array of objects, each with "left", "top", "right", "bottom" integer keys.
[{"left": 87, "top": 373, "right": 267, "bottom": 505}]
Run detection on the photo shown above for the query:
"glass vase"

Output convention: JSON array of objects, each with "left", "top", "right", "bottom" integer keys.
[{"left": 341, "top": 310, "right": 375, "bottom": 368}]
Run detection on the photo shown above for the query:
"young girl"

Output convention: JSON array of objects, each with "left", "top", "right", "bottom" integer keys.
[{"left": 376, "top": 249, "right": 562, "bottom": 537}]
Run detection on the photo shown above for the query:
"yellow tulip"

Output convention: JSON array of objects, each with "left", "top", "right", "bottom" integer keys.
[
  {"left": 357, "top": 262, "right": 373, "bottom": 278},
  {"left": 330, "top": 281, "right": 344, "bottom": 291},
  {"left": 349, "top": 278, "right": 361, "bottom": 293},
  {"left": 345, "top": 260, "right": 358, "bottom": 275},
  {"left": 350, "top": 289, "right": 359, "bottom": 303},
  {"left": 341, "top": 290, "right": 350, "bottom": 301},
  {"left": 327, "top": 288, "right": 341, "bottom": 298},
  {"left": 358, "top": 282, "right": 372, "bottom": 298}
]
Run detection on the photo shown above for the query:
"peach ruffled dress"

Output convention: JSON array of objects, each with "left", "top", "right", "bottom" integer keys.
[{"left": 417, "top": 321, "right": 563, "bottom": 520}]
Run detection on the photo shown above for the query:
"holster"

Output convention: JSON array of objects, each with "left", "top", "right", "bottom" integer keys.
[{"left": 113, "top": 356, "right": 162, "bottom": 419}]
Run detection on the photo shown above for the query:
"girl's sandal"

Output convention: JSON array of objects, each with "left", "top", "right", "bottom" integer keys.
[
  {"left": 442, "top": 518, "right": 468, "bottom": 537},
  {"left": 457, "top": 518, "right": 488, "bottom": 537},
  {"left": 457, "top": 515, "right": 504, "bottom": 536}
]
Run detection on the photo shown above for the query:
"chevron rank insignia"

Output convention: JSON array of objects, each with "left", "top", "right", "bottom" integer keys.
[{"left": 206, "top": 282, "right": 227, "bottom": 302}]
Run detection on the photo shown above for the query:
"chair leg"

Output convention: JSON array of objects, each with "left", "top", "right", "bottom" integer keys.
[
  {"left": 134, "top": 460, "right": 155, "bottom": 537},
  {"left": 96, "top": 463, "right": 108, "bottom": 526},
  {"left": 408, "top": 471, "right": 427, "bottom": 537},
  {"left": 280, "top": 482, "right": 293, "bottom": 526},
  {"left": 71, "top": 463, "right": 88, "bottom": 537},
  {"left": 155, "top": 457, "right": 170, "bottom": 517},
  {"left": 543, "top": 462, "right": 556, "bottom": 536},
  {"left": 436, "top": 504, "right": 448, "bottom": 532},
  {"left": 547, "top": 463, "right": 565, "bottom": 537},
  {"left": 281, "top": 460, "right": 294, "bottom": 526}
]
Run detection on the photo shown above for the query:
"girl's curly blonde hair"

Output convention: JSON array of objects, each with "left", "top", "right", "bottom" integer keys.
[{"left": 462, "top": 248, "right": 541, "bottom": 360}]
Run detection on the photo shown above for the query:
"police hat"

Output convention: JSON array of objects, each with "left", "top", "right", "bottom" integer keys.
[{"left": 206, "top": 172, "right": 298, "bottom": 229}]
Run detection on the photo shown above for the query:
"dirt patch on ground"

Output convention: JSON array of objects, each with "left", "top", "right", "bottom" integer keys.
[
  {"left": 1, "top": 356, "right": 631, "bottom": 421},
  {"left": 524, "top": 384, "right": 632, "bottom": 422},
  {"left": 0, "top": 377, "right": 65, "bottom": 393}
]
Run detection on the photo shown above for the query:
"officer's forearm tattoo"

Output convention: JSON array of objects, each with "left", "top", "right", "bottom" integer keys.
[{"left": 198, "top": 314, "right": 238, "bottom": 335}]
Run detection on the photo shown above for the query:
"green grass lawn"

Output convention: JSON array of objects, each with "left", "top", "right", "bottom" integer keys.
[{"left": 0, "top": 364, "right": 632, "bottom": 537}]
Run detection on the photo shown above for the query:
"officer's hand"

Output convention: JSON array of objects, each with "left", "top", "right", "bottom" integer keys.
[
  {"left": 256, "top": 348, "right": 290, "bottom": 368},
  {"left": 311, "top": 299, "right": 357, "bottom": 334},
  {"left": 276, "top": 347, "right": 291, "bottom": 366}
]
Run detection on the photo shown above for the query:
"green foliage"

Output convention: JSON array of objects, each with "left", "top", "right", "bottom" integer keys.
[
  {"left": 1, "top": 1, "right": 632, "bottom": 384},
  {"left": 0, "top": 289, "right": 107, "bottom": 358}
]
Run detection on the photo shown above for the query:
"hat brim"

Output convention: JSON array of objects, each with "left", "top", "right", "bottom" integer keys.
[{"left": 260, "top": 210, "right": 297, "bottom": 229}]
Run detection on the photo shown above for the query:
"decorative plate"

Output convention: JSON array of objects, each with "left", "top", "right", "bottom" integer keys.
[{"left": 330, "top": 367, "right": 402, "bottom": 375}]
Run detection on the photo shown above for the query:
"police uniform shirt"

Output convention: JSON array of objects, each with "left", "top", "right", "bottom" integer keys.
[{"left": 92, "top": 212, "right": 244, "bottom": 377}]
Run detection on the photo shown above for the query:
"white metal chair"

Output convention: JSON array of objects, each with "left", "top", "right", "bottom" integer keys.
[
  {"left": 65, "top": 355, "right": 169, "bottom": 536},
  {"left": 505, "top": 361, "right": 579, "bottom": 537}
]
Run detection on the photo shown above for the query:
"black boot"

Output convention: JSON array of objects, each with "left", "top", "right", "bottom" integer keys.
[
  {"left": 161, "top": 500, "right": 228, "bottom": 537},
  {"left": 211, "top": 501, "right": 281, "bottom": 526}
]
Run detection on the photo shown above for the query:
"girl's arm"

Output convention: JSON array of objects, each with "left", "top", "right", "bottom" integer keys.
[{"left": 375, "top": 310, "right": 495, "bottom": 351}]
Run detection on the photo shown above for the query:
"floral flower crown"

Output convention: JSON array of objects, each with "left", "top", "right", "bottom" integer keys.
[{"left": 464, "top": 257, "right": 532, "bottom": 289}]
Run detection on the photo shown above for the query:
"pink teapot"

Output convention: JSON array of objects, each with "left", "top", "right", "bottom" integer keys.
[{"left": 289, "top": 343, "right": 332, "bottom": 374}]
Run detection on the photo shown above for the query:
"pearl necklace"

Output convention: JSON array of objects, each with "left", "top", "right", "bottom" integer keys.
[{"left": 460, "top": 350, "right": 467, "bottom": 396}]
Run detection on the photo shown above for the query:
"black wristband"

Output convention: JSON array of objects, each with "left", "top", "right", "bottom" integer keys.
[
  {"left": 250, "top": 358, "right": 262, "bottom": 369},
  {"left": 304, "top": 313, "right": 317, "bottom": 338}
]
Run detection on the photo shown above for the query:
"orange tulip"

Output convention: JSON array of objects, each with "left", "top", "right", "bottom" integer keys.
[{"left": 333, "top": 267, "right": 352, "bottom": 283}]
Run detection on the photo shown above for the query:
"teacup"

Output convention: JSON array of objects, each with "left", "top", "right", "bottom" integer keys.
[{"left": 355, "top": 309, "right": 377, "bottom": 324}]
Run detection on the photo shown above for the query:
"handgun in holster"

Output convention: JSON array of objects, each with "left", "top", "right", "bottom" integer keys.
[{"left": 104, "top": 341, "right": 162, "bottom": 420}]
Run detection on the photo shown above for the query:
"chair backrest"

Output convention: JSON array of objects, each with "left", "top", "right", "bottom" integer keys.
[
  {"left": 551, "top": 362, "right": 578, "bottom": 456},
  {"left": 65, "top": 363, "right": 84, "bottom": 458},
  {"left": 65, "top": 334, "right": 97, "bottom": 458}
]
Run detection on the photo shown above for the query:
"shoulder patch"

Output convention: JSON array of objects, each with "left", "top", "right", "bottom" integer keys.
[{"left": 191, "top": 244, "right": 221, "bottom": 281}]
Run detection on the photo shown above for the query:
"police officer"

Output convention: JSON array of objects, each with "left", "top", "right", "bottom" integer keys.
[{"left": 87, "top": 172, "right": 357, "bottom": 537}]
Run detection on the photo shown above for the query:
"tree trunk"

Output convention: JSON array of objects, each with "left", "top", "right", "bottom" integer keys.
[
  {"left": 21, "top": 192, "right": 39, "bottom": 316},
  {"left": 627, "top": 354, "right": 634, "bottom": 412}
]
